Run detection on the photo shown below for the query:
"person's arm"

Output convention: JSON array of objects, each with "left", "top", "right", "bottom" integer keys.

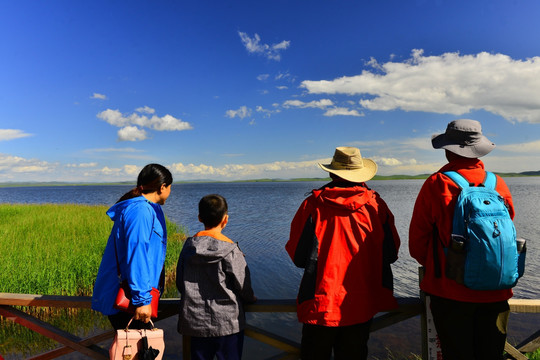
[
  {"left": 224, "top": 246, "right": 257, "bottom": 303},
  {"left": 285, "top": 198, "right": 316, "bottom": 268},
  {"left": 122, "top": 204, "right": 155, "bottom": 320},
  {"left": 408, "top": 180, "right": 435, "bottom": 266},
  {"left": 495, "top": 175, "right": 516, "bottom": 220},
  {"left": 176, "top": 247, "right": 186, "bottom": 297},
  {"left": 375, "top": 194, "right": 400, "bottom": 263}
]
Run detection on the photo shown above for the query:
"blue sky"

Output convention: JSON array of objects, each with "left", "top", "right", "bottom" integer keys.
[{"left": 2, "top": 0, "right": 540, "bottom": 182}]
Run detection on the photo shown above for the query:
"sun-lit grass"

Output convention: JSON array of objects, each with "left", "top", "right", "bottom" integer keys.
[
  {"left": 0, "top": 203, "right": 186, "bottom": 356},
  {"left": 0, "top": 203, "right": 185, "bottom": 296},
  {"left": 529, "top": 348, "right": 540, "bottom": 360}
]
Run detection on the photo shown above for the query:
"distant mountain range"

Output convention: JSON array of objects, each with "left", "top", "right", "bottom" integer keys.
[{"left": 1, "top": 170, "right": 539, "bottom": 187}]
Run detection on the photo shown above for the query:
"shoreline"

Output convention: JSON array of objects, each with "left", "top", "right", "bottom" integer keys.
[{"left": 1, "top": 172, "right": 539, "bottom": 188}]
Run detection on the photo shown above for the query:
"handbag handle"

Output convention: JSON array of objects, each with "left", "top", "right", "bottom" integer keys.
[{"left": 125, "top": 316, "right": 155, "bottom": 331}]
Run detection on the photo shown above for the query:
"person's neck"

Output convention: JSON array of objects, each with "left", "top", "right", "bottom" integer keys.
[
  {"left": 142, "top": 192, "right": 159, "bottom": 203},
  {"left": 203, "top": 226, "right": 223, "bottom": 235}
]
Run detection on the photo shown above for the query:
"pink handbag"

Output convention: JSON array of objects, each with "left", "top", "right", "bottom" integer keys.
[{"left": 109, "top": 318, "right": 164, "bottom": 360}]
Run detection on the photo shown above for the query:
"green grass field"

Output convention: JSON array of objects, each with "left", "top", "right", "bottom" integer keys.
[
  {"left": 0, "top": 203, "right": 185, "bottom": 296},
  {"left": 0, "top": 203, "right": 186, "bottom": 355}
]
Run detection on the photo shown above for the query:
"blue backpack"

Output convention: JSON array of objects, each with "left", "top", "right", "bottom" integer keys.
[{"left": 443, "top": 171, "right": 521, "bottom": 290}]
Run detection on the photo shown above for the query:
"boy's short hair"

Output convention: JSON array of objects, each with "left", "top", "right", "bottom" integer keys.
[{"left": 199, "top": 194, "right": 228, "bottom": 228}]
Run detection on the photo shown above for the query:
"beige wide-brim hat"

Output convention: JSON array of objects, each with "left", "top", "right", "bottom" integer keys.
[
  {"left": 318, "top": 146, "right": 377, "bottom": 183},
  {"left": 431, "top": 119, "right": 495, "bottom": 158}
]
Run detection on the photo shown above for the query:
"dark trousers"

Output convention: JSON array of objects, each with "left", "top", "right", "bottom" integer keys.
[
  {"left": 108, "top": 311, "right": 153, "bottom": 330},
  {"left": 190, "top": 331, "right": 245, "bottom": 360},
  {"left": 300, "top": 320, "right": 372, "bottom": 360},
  {"left": 429, "top": 295, "right": 510, "bottom": 360}
]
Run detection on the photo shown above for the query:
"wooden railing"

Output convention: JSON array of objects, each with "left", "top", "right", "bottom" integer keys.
[{"left": 0, "top": 293, "right": 539, "bottom": 359}]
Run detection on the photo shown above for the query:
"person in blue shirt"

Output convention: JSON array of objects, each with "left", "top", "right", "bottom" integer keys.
[{"left": 92, "top": 163, "right": 173, "bottom": 329}]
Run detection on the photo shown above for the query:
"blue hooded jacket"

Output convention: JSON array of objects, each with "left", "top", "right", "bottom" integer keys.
[{"left": 92, "top": 196, "right": 167, "bottom": 315}]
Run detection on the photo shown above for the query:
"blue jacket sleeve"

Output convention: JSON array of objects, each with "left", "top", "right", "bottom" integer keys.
[{"left": 122, "top": 204, "right": 155, "bottom": 307}]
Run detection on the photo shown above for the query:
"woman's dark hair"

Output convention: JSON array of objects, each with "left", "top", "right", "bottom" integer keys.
[
  {"left": 198, "top": 194, "right": 228, "bottom": 228},
  {"left": 116, "top": 163, "right": 173, "bottom": 203}
]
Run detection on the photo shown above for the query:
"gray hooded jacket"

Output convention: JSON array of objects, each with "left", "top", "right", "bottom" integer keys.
[{"left": 176, "top": 233, "right": 256, "bottom": 337}]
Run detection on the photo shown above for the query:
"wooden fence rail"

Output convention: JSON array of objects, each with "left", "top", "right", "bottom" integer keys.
[{"left": 0, "top": 293, "right": 539, "bottom": 359}]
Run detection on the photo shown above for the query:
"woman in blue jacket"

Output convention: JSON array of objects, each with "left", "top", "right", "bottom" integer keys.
[{"left": 92, "top": 163, "right": 173, "bottom": 329}]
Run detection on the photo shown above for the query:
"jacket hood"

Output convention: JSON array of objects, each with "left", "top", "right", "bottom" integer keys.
[
  {"left": 106, "top": 196, "right": 148, "bottom": 221},
  {"left": 182, "top": 235, "right": 238, "bottom": 265},
  {"left": 313, "top": 185, "right": 373, "bottom": 211}
]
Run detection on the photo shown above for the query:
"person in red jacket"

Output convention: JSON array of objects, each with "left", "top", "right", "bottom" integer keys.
[
  {"left": 286, "top": 146, "right": 400, "bottom": 360},
  {"left": 409, "top": 119, "right": 515, "bottom": 360}
]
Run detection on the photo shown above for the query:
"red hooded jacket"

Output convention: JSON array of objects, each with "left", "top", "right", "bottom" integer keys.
[
  {"left": 286, "top": 182, "right": 400, "bottom": 326},
  {"left": 409, "top": 158, "right": 515, "bottom": 302}
]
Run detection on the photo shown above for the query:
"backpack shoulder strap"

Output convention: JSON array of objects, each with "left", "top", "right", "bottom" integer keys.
[
  {"left": 444, "top": 170, "right": 497, "bottom": 190},
  {"left": 443, "top": 171, "right": 470, "bottom": 189},
  {"left": 482, "top": 171, "right": 497, "bottom": 189}
]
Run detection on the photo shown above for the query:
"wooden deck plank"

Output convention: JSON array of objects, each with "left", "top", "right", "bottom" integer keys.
[
  {"left": 516, "top": 328, "right": 540, "bottom": 353},
  {"left": 28, "top": 330, "right": 115, "bottom": 360},
  {"left": 504, "top": 342, "right": 529, "bottom": 360},
  {"left": 371, "top": 309, "right": 422, "bottom": 332},
  {"left": 0, "top": 305, "right": 107, "bottom": 359},
  {"left": 245, "top": 324, "right": 301, "bottom": 354},
  {"left": 0, "top": 293, "right": 92, "bottom": 308},
  {"left": 1, "top": 293, "right": 538, "bottom": 360},
  {"left": 508, "top": 299, "right": 540, "bottom": 313}
]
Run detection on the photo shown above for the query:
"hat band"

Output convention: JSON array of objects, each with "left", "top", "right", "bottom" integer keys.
[
  {"left": 330, "top": 159, "right": 364, "bottom": 170},
  {"left": 446, "top": 128, "right": 482, "bottom": 145}
]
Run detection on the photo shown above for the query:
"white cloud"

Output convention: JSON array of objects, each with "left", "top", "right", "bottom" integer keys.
[
  {"left": 118, "top": 126, "right": 148, "bottom": 141},
  {"left": 123, "top": 164, "right": 139, "bottom": 175},
  {"left": 85, "top": 147, "right": 143, "bottom": 153},
  {"left": 238, "top": 32, "right": 290, "bottom": 61},
  {"left": 225, "top": 106, "right": 252, "bottom": 119},
  {"left": 257, "top": 74, "right": 270, "bottom": 81},
  {"left": 98, "top": 109, "right": 126, "bottom": 126},
  {"left": 136, "top": 106, "right": 156, "bottom": 114},
  {"left": 301, "top": 49, "right": 540, "bottom": 123},
  {"left": 66, "top": 164, "right": 145, "bottom": 182},
  {"left": 99, "top": 109, "right": 192, "bottom": 131},
  {"left": 91, "top": 93, "right": 107, "bottom": 100},
  {"left": 170, "top": 158, "right": 322, "bottom": 180},
  {"left": 283, "top": 99, "right": 334, "bottom": 109},
  {"left": 149, "top": 114, "right": 192, "bottom": 131},
  {"left": 97, "top": 107, "right": 193, "bottom": 141},
  {"left": 66, "top": 162, "right": 98, "bottom": 168},
  {"left": 256, "top": 105, "right": 280, "bottom": 118},
  {"left": 372, "top": 157, "right": 403, "bottom": 166},
  {"left": 497, "top": 140, "right": 540, "bottom": 153},
  {"left": 323, "top": 107, "right": 363, "bottom": 117},
  {"left": 0, "top": 129, "right": 33, "bottom": 141},
  {"left": 0, "top": 154, "right": 54, "bottom": 178},
  {"left": 275, "top": 71, "right": 292, "bottom": 81},
  {"left": 89, "top": 165, "right": 140, "bottom": 177}
]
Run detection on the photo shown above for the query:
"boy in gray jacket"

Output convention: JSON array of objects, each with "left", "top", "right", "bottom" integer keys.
[{"left": 176, "top": 194, "right": 256, "bottom": 360}]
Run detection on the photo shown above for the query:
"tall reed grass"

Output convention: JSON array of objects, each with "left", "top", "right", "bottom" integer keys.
[
  {"left": 0, "top": 203, "right": 185, "bottom": 296},
  {"left": 0, "top": 203, "right": 186, "bottom": 356}
]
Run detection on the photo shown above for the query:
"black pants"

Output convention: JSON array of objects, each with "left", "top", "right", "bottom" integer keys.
[
  {"left": 190, "top": 331, "right": 245, "bottom": 360},
  {"left": 300, "top": 320, "right": 372, "bottom": 360},
  {"left": 429, "top": 295, "right": 510, "bottom": 360},
  {"left": 108, "top": 311, "right": 153, "bottom": 330}
]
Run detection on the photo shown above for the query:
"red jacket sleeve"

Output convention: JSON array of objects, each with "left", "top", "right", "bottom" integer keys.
[{"left": 285, "top": 197, "right": 314, "bottom": 267}]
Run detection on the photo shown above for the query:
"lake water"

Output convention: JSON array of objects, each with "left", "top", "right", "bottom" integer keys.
[{"left": 1, "top": 178, "right": 538, "bottom": 359}]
